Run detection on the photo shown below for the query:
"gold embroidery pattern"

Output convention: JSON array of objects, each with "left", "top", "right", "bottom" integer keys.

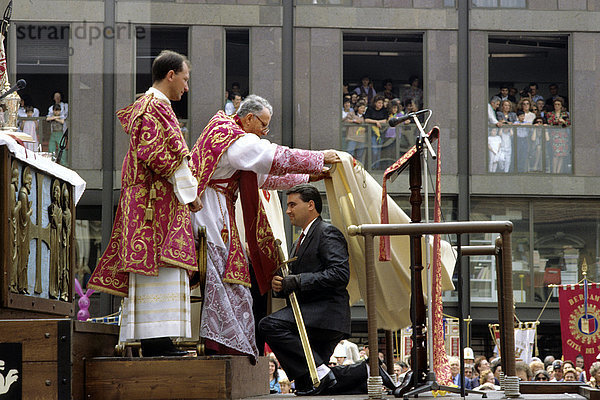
[{"left": 88, "top": 94, "right": 197, "bottom": 296}]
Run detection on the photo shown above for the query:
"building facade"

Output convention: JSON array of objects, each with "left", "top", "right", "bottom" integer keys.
[{"left": 10, "top": 0, "right": 600, "bottom": 360}]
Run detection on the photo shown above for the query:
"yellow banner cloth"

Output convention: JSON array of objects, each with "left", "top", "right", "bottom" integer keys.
[{"left": 324, "top": 151, "right": 455, "bottom": 330}]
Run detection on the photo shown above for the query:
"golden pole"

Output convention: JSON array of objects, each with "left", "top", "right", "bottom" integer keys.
[{"left": 275, "top": 239, "right": 320, "bottom": 387}]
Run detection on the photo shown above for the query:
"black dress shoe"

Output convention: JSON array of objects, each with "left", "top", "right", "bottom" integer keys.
[
  {"left": 141, "top": 337, "right": 188, "bottom": 357},
  {"left": 295, "top": 371, "right": 337, "bottom": 396},
  {"left": 379, "top": 364, "right": 399, "bottom": 390}
]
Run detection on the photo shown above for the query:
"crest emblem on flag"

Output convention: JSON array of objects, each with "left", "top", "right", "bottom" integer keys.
[
  {"left": 570, "top": 306, "right": 599, "bottom": 339},
  {"left": 560, "top": 283, "right": 600, "bottom": 367}
]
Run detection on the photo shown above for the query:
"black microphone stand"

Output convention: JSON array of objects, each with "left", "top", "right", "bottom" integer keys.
[{"left": 394, "top": 112, "right": 486, "bottom": 399}]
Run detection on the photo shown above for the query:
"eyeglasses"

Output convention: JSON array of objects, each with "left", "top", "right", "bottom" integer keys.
[
  {"left": 254, "top": 114, "right": 270, "bottom": 134},
  {"left": 535, "top": 376, "right": 549, "bottom": 381}
]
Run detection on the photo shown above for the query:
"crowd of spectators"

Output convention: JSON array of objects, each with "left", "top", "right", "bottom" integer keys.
[
  {"left": 14, "top": 91, "right": 68, "bottom": 164},
  {"left": 487, "top": 82, "right": 571, "bottom": 174},
  {"left": 342, "top": 75, "right": 423, "bottom": 169},
  {"left": 267, "top": 341, "right": 600, "bottom": 395},
  {"left": 450, "top": 348, "right": 600, "bottom": 392},
  {"left": 265, "top": 339, "right": 409, "bottom": 395}
]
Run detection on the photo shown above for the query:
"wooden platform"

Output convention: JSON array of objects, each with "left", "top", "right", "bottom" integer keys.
[
  {"left": 85, "top": 355, "right": 270, "bottom": 400},
  {"left": 0, "top": 318, "right": 118, "bottom": 400},
  {"left": 244, "top": 381, "right": 600, "bottom": 400}
]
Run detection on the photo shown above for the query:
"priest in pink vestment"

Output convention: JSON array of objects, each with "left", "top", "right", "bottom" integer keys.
[
  {"left": 190, "top": 94, "right": 339, "bottom": 360},
  {"left": 88, "top": 50, "right": 202, "bottom": 356}
]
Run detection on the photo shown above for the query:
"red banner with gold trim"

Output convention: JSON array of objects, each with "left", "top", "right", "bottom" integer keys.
[{"left": 559, "top": 283, "right": 600, "bottom": 368}]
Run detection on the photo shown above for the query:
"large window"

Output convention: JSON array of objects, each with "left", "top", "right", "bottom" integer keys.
[
  {"left": 16, "top": 23, "right": 69, "bottom": 163},
  {"left": 135, "top": 26, "right": 188, "bottom": 120},
  {"left": 487, "top": 35, "right": 570, "bottom": 174},
  {"left": 342, "top": 33, "right": 423, "bottom": 171},
  {"left": 224, "top": 29, "right": 249, "bottom": 115},
  {"left": 467, "top": 198, "right": 600, "bottom": 304}
]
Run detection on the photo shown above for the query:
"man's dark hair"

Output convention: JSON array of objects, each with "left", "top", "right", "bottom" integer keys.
[
  {"left": 287, "top": 184, "right": 322, "bottom": 214},
  {"left": 490, "top": 357, "right": 502, "bottom": 374},
  {"left": 52, "top": 104, "right": 62, "bottom": 111},
  {"left": 529, "top": 82, "right": 538, "bottom": 88},
  {"left": 152, "top": 50, "right": 190, "bottom": 83},
  {"left": 408, "top": 75, "right": 419, "bottom": 85}
]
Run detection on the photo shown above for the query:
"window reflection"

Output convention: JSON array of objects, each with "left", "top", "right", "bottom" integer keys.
[
  {"left": 470, "top": 199, "right": 529, "bottom": 302},
  {"left": 465, "top": 198, "right": 600, "bottom": 303},
  {"left": 74, "top": 219, "right": 101, "bottom": 287},
  {"left": 533, "top": 200, "right": 600, "bottom": 302}
]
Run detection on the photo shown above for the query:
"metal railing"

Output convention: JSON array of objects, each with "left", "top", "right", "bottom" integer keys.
[
  {"left": 18, "top": 116, "right": 70, "bottom": 166},
  {"left": 340, "top": 122, "right": 573, "bottom": 174},
  {"left": 341, "top": 122, "right": 418, "bottom": 171},
  {"left": 487, "top": 124, "right": 572, "bottom": 174}
]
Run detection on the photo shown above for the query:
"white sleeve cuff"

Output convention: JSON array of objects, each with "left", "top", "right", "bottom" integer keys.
[{"left": 169, "top": 160, "right": 198, "bottom": 204}]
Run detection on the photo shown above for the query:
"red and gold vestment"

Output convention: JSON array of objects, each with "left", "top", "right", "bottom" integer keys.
[{"left": 88, "top": 93, "right": 197, "bottom": 296}]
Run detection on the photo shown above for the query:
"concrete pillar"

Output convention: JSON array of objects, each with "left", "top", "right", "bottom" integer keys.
[
  {"left": 251, "top": 26, "right": 283, "bottom": 145},
  {"left": 309, "top": 28, "right": 341, "bottom": 150},
  {"left": 189, "top": 25, "right": 224, "bottom": 144},
  {"left": 425, "top": 30, "right": 459, "bottom": 176},
  {"left": 469, "top": 31, "right": 488, "bottom": 176},
  {"left": 113, "top": 23, "right": 135, "bottom": 175},
  {"left": 69, "top": 22, "right": 104, "bottom": 185},
  {"left": 571, "top": 32, "right": 600, "bottom": 176}
]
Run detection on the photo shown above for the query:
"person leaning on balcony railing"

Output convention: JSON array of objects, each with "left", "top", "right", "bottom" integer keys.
[
  {"left": 530, "top": 118, "right": 545, "bottom": 173},
  {"left": 495, "top": 100, "right": 516, "bottom": 173},
  {"left": 342, "top": 98, "right": 355, "bottom": 122},
  {"left": 546, "top": 96, "right": 570, "bottom": 173},
  {"left": 345, "top": 102, "right": 367, "bottom": 163},
  {"left": 488, "top": 96, "right": 504, "bottom": 127},
  {"left": 496, "top": 99, "right": 517, "bottom": 124}
]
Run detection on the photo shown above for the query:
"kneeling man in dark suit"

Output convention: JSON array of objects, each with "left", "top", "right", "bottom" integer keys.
[{"left": 259, "top": 184, "right": 351, "bottom": 396}]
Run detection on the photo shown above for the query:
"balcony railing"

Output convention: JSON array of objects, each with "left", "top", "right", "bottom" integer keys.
[
  {"left": 341, "top": 122, "right": 418, "bottom": 171},
  {"left": 487, "top": 124, "right": 572, "bottom": 174},
  {"left": 18, "top": 116, "right": 70, "bottom": 167},
  {"left": 340, "top": 122, "right": 573, "bottom": 174}
]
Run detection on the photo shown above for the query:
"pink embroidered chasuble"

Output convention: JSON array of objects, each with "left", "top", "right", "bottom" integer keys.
[
  {"left": 88, "top": 94, "right": 197, "bottom": 296},
  {"left": 189, "top": 111, "right": 324, "bottom": 358}
]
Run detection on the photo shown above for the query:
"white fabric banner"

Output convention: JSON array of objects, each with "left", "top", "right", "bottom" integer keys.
[{"left": 514, "top": 325, "right": 536, "bottom": 364}]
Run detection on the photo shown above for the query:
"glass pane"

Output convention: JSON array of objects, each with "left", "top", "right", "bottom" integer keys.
[
  {"left": 470, "top": 199, "right": 530, "bottom": 302},
  {"left": 472, "top": 0, "right": 498, "bottom": 7},
  {"left": 341, "top": 122, "right": 419, "bottom": 171},
  {"left": 488, "top": 124, "right": 552, "bottom": 173},
  {"left": 545, "top": 126, "right": 572, "bottom": 174},
  {"left": 75, "top": 219, "right": 102, "bottom": 286},
  {"left": 499, "top": 0, "right": 526, "bottom": 7},
  {"left": 533, "top": 200, "right": 600, "bottom": 303}
]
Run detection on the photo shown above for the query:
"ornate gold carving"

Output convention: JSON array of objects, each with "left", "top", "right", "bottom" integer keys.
[
  {"left": 9, "top": 160, "right": 21, "bottom": 293},
  {"left": 48, "top": 179, "right": 62, "bottom": 299},
  {"left": 60, "top": 183, "right": 71, "bottom": 301},
  {"left": 17, "top": 166, "right": 32, "bottom": 294}
]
